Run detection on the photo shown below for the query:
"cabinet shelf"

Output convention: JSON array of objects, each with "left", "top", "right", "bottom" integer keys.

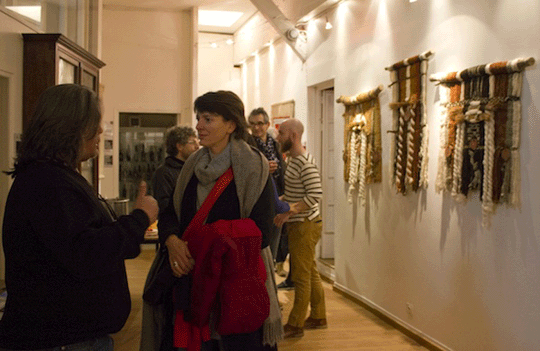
[{"left": 23, "top": 33, "right": 105, "bottom": 190}]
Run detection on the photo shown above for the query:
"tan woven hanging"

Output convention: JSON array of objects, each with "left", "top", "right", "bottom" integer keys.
[{"left": 337, "top": 85, "right": 383, "bottom": 206}]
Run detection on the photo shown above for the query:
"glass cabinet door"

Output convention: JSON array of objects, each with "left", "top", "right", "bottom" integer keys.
[
  {"left": 58, "top": 58, "right": 77, "bottom": 84},
  {"left": 80, "top": 159, "right": 95, "bottom": 187},
  {"left": 81, "top": 70, "right": 97, "bottom": 91}
]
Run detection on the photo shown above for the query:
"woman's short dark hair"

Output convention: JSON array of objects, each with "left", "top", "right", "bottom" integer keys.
[
  {"left": 248, "top": 107, "right": 270, "bottom": 124},
  {"left": 194, "top": 90, "right": 249, "bottom": 141},
  {"left": 165, "top": 126, "right": 196, "bottom": 156},
  {"left": 10, "top": 84, "right": 101, "bottom": 175}
]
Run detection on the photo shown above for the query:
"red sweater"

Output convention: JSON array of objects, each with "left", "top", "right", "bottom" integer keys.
[{"left": 185, "top": 218, "right": 269, "bottom": 335}]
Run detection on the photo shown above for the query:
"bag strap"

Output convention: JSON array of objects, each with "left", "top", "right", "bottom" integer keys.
[{"left": 184, "top": 167, "right": 233, "bottom": 234}]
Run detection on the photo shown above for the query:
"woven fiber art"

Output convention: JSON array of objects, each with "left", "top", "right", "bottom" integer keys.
[
  {"left": 430, "top": 57, "right": 535, "bottom": 227},
  {"left": 386, "top": 50, "right": 433, "bottom": 195},
  {"left": 337, "top": 85, "right": 383, "bottom": 206}
]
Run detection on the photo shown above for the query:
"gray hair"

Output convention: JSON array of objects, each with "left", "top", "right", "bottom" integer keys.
[
  {"left": 248, "top": 107, "right": 270, "bottom": 124},
  {"left": 10, "top": 84, "right": 101, "bottom": 175},
  {"left": 165, "top": 126, "right": 197, "bottom": 156}
]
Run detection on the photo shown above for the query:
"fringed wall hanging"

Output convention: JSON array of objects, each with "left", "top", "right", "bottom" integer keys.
[
  {"left": 386, "top": 50, "right": 434, "bottom": 195},
  {"left": 430, "top": 57, "right": 535, "bottom": 227},
  {"left": 337, "top": 85, "right": 383, "bottom": 206}
]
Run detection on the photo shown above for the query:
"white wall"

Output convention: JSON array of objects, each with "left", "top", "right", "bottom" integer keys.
[
  {"left": 237, "top": 0, "right": 540, "bottom": 350},
  {"left": 198, "top": 32, "right": 241, "bottom": 96},
  {"left": 101, "top": 7, "right": 195, "bottom": 198},
  {"left": 0, "top": 11, "right": 38, "bottom": 280}
]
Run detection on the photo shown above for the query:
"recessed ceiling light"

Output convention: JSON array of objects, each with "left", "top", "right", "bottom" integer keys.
[{"left": 199, "top": 10, "right": 244, "bottom": 27}]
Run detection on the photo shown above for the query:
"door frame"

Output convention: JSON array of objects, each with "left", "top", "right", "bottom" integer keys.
[{"left": 307, "top": 79, "right": 336, "bottom": 278}]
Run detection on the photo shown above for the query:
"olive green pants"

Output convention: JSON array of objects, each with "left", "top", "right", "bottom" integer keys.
[{"left": 286, "top": 216, "right": 326, "bottom": 327}]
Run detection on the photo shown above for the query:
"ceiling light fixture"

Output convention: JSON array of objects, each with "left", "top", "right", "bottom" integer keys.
[
  {"left": 211, "top": 42, "right": 218, "bottom": 48},
  {"left": 286, "top": 28, "right": 299, "bottom": 41},
  {"left": 226, "top": 39, "right": 234, "bottom": 45},
  {"left": 325, "top": 17, "right": 333, "bottom": 30}
]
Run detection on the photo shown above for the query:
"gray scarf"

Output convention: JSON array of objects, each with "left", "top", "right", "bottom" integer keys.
[
  {"left": 173, "top": 138, "right": 269, "bottom": 220},
  {"left": 193, "top": 143, "right": 232, "bottom": 210}
]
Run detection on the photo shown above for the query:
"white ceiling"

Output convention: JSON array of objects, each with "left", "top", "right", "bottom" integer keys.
[{"left": 102, "top": 0, "right": 258, "bottom": 34}]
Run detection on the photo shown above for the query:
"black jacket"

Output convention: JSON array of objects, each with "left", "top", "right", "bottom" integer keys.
[
  {"left": 158, "top": 173, "right": 274, "bottom": 250},
  {"left": 151, "top": 156, "right": 184, "bottom": 215},
  {"left": 0, "top": 161, "right": 149, "bottom": 349}
]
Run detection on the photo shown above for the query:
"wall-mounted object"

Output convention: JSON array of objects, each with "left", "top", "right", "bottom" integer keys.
[
  {"left": 386, "top": 50, "right": 434, "bottom": 195},
  {"left": 430, "top": 57, "right": 535, "bottom": 227},
  {"left": 337, "top": 85, "right": 383, "bottom": 206},
  {"left": 271, "top": 99, "right": 295, "bottom": 130},
  {"left": 22, "top": 33, "right": 106, "bottom": 190}
]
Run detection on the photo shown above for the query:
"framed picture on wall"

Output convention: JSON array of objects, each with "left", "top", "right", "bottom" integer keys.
[{"left": 271, "top": 99, "right": 294, "bottom": 130}]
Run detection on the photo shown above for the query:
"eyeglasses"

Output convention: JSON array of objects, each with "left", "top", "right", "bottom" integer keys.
[
  {"left": 186, "top": 139, "right": 200, "bottom": 145},
  {"left": 249, "top": 121, "right": 267, "bottom": 127}
]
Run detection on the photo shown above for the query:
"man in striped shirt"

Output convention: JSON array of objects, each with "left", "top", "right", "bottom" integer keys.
[{"left": 274, "top": 119, "right": 327, "bottom": 338}]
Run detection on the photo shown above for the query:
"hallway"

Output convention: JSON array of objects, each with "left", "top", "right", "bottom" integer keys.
[{"left": 113, "top": 246, "right": 428, "bottom": 350}]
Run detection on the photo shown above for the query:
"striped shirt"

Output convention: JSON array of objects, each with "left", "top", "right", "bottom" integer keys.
[{"left": 283, "top": 153, "right": 323, "bottom": 222}]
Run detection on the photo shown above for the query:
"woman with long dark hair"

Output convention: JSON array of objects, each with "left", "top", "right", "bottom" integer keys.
[
  {"left": 141, "top": 91, "right": 282, "bottom": 351},
  {"left": 0, "top": 84, "right": 158, "bottom": 351}
]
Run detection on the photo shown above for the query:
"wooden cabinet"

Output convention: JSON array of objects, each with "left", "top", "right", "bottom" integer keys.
[{"left": 22, "top": 33, "right": 105, "bottom": 190}]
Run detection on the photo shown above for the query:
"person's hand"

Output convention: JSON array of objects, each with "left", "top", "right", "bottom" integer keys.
[
  {"left": 165, "top": 235, "right": 195, "bottom": 277},
  {"left": 134, "top": 181, "right": 158, "bottom": 224},
  {"left": 268, "top": 160, "right": 278, "bottom": 174},
  {"left": 274, "top": 212, "right": 291, "bottom": 227}
]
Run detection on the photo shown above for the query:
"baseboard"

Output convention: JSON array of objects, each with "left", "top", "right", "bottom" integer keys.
[
  {"left": 332, "top": 282, "right": 453, "bottom": 351},
  {"left": 316, "top": 259, "right": 335, "bottom": 282}
]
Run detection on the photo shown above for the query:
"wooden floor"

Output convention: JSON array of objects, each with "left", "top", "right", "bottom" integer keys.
[{"left": 113, "top": 246, "right": 428, "bottom": 351}]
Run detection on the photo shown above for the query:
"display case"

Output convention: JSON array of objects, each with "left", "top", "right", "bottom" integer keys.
[
  {"left": 119, "top": 127, "right": 166, "bottom": 206},
  {"left": 22, "top": 33, "right": 105, "bottom": 190}
]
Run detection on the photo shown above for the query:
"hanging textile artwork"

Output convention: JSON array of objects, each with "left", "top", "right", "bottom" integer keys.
[
  {"left": 386, "top": 51, "right": 433, "bottom": 195},
  {"left": 430, "top": 57, "right": 535, "bottom": 227},
  {"left": 337, "top": 85, "right": 383, "bottom": 206}
]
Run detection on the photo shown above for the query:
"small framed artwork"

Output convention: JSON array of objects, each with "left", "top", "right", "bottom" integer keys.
[{"left": 271, "top": 100, "right": 294, "bottom": 130}]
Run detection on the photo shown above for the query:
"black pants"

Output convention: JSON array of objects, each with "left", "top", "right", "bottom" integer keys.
[{"left": 275, "top": 223, "right": 288, "bottom": 263}]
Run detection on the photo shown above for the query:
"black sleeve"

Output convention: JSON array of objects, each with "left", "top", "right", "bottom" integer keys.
[
  {"left": 151, "top": 167, "right": 176, "bottom": 215},
  {"left": 29, "top": 186, "right": 149, "bottom": 280},
  {"left": 157, "top": 194, "right": 181, "bottom": 246},
  {"left": 249, "top": 175, "right": 275, "bottom": 248}
]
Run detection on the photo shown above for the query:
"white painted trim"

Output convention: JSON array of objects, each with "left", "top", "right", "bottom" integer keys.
[{"left": 316, "top": 260, "right": 335, "bottom": 282}]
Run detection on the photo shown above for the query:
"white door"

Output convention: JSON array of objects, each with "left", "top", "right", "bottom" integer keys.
[{"left": 319, "top": 88, "right": 335, "bottom": 259}]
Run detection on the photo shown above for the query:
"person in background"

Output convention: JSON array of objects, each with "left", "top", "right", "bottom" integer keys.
[
  {"left": 274, "top": 118, "right": 327, "bottom": 339},
  {"left": 151, "top": 126, "right": 199, "bottom": 214},
  {"left": 247, "top": 108, "right": 289, "bottom": 273},
  {"left": 0, "top": 84, "right": 158, "bottom": 351}
]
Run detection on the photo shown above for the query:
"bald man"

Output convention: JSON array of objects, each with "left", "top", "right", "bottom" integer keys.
[{"left": 274, "top": 119, "right": 327, "bottom": 338}]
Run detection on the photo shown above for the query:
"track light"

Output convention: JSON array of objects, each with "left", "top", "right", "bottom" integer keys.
[{"left": 325, "top": 17, "right": 332, "bottom": 30}]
